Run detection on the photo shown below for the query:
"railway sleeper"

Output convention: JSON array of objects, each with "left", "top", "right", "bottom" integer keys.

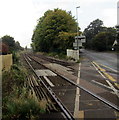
[{"left": 29, "top": 81, "right": 57, "bottom": 112}]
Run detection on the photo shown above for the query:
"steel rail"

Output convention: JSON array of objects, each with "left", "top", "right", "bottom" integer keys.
[
  {"left": 28, "top": 54, "right": 119, "bottom": 112},
  {"left": 24, "top": 54, "right": 75, "bottom": 120}
]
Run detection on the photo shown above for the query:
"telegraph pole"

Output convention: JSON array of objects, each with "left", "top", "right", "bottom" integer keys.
[{"left": 76, "top": 6, "right": 80, "bottom": 51}]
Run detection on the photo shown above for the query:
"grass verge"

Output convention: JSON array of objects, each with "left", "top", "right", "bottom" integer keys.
[{"left": 2, "top": 53, "right": 47, "bottom": 120}]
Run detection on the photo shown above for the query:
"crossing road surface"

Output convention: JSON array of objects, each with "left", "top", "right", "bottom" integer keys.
[
  {"left": 80, "top": 49, "right": 118, "bottom": 84},
  {"left": 78, "top": 49, "right": 119, "bottom": 119},
  {"left": 81, "top": 49, "right": 118, "bottom": 72}
]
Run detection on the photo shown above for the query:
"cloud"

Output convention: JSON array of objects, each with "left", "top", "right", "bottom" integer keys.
[
  {"left": 101, "top": 8, "right": 117, "bottom": 27},
  {"left": 0, "top": 0, "right": 36, "bottom": 47},
  {"left": 0, "top": 0, "right": 117, "bottom": 47}
]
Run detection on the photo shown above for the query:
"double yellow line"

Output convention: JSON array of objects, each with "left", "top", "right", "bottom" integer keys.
[{"left": 92, "top": 61, "right": 119, "bottom": 89}]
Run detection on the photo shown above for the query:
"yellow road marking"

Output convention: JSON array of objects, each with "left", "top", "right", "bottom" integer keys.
[
  {"left": 115, "top": 83, "right": 119, "bottom": 88},
  {"left": 92, "top": 61, "right": 106, "bottom": 72},
  {"left": 98, "top": 63, "right": 118, "bottom": 73},
  {"left": 92, "top": 61, "right": 119, "bottom": 89},
  {"left": 103, "top": 72, "right": 116, "bottom": 82}
]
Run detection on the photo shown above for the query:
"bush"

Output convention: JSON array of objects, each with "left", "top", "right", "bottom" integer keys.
[
  {"left": 2, "top": 64, "right": 27, "bottom": 97},
  {"left": 3, "top": 88, "right": 47, "bottom": 120},
  {"left": 12, "top": 52, "right": 20, "bottom": 64},
  {"left": 2, "top": 55, "right": 48, "bottom": 120}
]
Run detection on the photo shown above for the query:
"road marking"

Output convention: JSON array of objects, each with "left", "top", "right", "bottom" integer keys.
[
  {"left": 92, "top": 61, "right": 119, "bottom": 97},
  {"left": 103, "top": 72, "right": 116, "bottom": 82},
  {"left": 74, "top": 63, "right": 83, "bottom": 119},
  {"left": 92, "top": 61, "right": 106, "bottom": 72},
  {"left": 98, "top": 63, "right": 118, "bottom": 73},
  {"left": 43, "top": 76, "right": 54, "bottom": 87},
  {"left": 92, "top": 80, "right": 112, "bottom": 90},
  {"left": 92, "top": 61, "right": 116, "bottom": 82}
]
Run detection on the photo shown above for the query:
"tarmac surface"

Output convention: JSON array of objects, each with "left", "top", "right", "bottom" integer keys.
[{"left": 26, "top": 52, "right": 119, "bottom": 119}]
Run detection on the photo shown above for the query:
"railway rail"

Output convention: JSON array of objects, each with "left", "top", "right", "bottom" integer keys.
[
  {"left": 24, "top": 54, "right": 74, "bottom": 120},
  {"left": 23, "top": 53, "right": 119, "bottom": 119}
]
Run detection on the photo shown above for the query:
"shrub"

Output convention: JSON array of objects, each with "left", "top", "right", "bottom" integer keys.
[
  {"left": 3, "top": 88, "right": 47, "bottom": 120},
  {"left": 2, "top": 64, "right": 27, "bottom": 97}
]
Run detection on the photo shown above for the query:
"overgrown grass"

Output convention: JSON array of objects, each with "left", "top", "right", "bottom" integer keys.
[
  {"left": 3, "top": 88, "right": 46, "bottom": 120},
  {"left": 2, "top": 53, "right": 47, "bottom": 120},
  {"left": 2, "top": 64, "right": 27, "bottom": 97},
  {"left": 47, "top": 52, "right": 69, "bottom": 60}
]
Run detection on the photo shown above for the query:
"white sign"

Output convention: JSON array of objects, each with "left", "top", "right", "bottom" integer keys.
[
  {"left": 81, "top": 39, "right": 86, "bottom": 43},
  {"left": 75, "top": 35, "right": 86, "bottom": 39},
  {"left": 73, "top": 42, "right": 82, "bottom": 47},
  {"left": 75, "top": 39, "right": 82, "bottom": 43},
  {"left": 75, "top": 39, "right": 86, "bottom": 43}
]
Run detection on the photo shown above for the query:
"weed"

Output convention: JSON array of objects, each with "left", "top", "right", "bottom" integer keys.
[{"left": 3, "top": 90, "right": 46, "bottom": 120}]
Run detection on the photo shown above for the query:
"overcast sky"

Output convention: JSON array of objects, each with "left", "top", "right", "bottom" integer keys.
[{"left": 0, "top": 0, "right": 117, "bottom": 48}]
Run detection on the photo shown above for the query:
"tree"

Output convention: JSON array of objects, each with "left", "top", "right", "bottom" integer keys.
[
  {"left": 58, "top": 32, "right": 77, "bottom": 53},
  {"left": 0, "top": 42, "right": 9, "bottom": 55},
  {"left": 1, "top": 35, "right": 23, "bottom": 53},
  {"left": 15, "top": 41, "right": 23, "bottom": 51},
  {"left": 92, "top": 31, "right": 116, "bottom": 51},
  {"left": 32, "top": 9, "right": 77, "bottom": 53},
  {"left": 1, "top": 35, "right": 15, "bottom": 53},
  {"left": 83, "top": 19, "right": 104, "bottom": 49}
]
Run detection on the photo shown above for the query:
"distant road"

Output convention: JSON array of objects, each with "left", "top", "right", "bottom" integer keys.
[{"left": 80, "top": 49, "right": 118, "bottom": 72}]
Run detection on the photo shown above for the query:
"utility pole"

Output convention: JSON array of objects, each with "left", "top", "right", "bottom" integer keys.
[{"left": 76, "top": 6, "right": 80, "bottom": 51}]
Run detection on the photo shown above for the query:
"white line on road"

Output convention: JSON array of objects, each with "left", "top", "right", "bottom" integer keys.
[
  {"left": 91, "top": 61, "right": 119, "bottom": 97},
  {"left": 98, "top": 63, "right": 118, "bottom": 73},
  {"left": 92, "top": 80, "right": 112, "bottom": 90}
]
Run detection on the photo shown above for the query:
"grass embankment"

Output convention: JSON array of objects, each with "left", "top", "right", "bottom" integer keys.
[
  {"left": 37, "top": 51, "right": 77, "bottom": 61},
  {"left": 47, "top": 52, "right": 80, "bottom": 63},
  {"left": 2, "top": 52, "right": 47, "bottom": 120}
]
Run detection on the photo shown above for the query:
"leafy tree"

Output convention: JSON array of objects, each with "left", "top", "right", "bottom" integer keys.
[
  {"left": 1, "top": 35, "right": 15, "bottom": 53},
  {"left": 32, "top": 9, "right": 77, "bottom": 53},
  {"left": 1, "top": 35, "right": 23, "bottom": 53},
  {"left": 58, "top": 32, "right": 81, "bottom": 53},
  {"left": 83, "top": 19, "right": 104, "bottom": 49},
  {"left": 115, "top": 26, "right": 119, "bottom": 51},
  {"left": 92, "top": 31, "right": 116, "bottom": 51},
  {"left": 83, "top": 19, "right": 116, "bottom": 51},
  {"left": 15, "top": 41, "right": 23, "bottom": 51},
  {"left": 0, "top": 42, "right": 9, "bottom": 55}
]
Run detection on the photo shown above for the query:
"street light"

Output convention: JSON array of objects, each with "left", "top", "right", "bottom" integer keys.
[{"left": 76, "top": 6, "right": 80, "bottom": 51}]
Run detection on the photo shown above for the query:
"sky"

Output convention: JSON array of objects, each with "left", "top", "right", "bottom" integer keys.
[{"left": 0, "top": 0, "right": 117, "bottom": 48}]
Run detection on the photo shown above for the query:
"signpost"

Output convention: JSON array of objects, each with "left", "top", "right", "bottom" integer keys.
[{"left": 73, "top": 35, "right": 86, "bottom": 50}]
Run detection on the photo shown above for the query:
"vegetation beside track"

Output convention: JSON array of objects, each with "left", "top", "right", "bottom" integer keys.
[
  {"left": 36, "top": 51, "right": 76, "bottom": 61},
  {"left": 2, "top": 52, "right": 47, "bottom": 120}
]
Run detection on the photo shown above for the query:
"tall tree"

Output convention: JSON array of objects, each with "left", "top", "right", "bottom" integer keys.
[
  {"left": 32, "top": 9, "right": 77, "bottom": 53},
  {"left": 15, "top": 41, "right": 23, "bottom": 51},
  {"left": 92, "top": 31, "right": 116, "bottom": 51},
  {"left": 0, "top": 42, "right": 9, "bottom": 55},
  {"left": 83, "top": 19, "right": 104, "bottom": 49},
  {"left": 1, "top": 35, "right": 15, "bottom": 53}
]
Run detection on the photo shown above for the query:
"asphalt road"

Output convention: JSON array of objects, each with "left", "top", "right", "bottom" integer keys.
[
  {"left": 80, "top": 49, "right": 118, "bottom": 72},
  {"left": 78, "top": 49, "right": 119, "bottom": 119}
]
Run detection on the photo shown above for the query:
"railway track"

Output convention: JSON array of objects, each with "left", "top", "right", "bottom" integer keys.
[
  {"left": 24, "top": 54, "right": 74, "bottom": 120},
  {"left": 23, "top": 53, "right": 119, "bottom": 119}
]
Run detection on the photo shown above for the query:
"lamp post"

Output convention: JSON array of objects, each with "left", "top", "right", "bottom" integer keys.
[{"left": 76, "top": 6, "right": 80, "bottom": 51}]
